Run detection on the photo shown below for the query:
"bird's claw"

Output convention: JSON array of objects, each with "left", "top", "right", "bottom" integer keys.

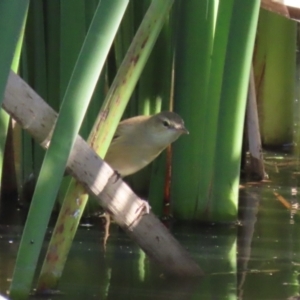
[
  {"left": 135, "top": 200, "right": 151, "bottom": 216},
  {"left": 128, "top": 200, "right": 150, "bottom": 231},
  {"left": 112, "top": 170, "right": 121, "bottom": 183}
]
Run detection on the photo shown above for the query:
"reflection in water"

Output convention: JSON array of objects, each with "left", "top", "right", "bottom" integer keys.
[
  {"left": 238, "top": 188, "right": 260, "bottom": 298},
  {"left": 2, "top": 151, "right": 300, "bottom": 299}
]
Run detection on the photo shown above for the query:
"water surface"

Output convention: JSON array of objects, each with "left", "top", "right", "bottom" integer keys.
[{"left": 1, "top": 150, "right": 300, "bottom": 300}]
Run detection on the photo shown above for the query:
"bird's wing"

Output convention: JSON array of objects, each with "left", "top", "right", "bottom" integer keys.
[{"left": 112, "top": 115, "right": 149, "bottom": 141}]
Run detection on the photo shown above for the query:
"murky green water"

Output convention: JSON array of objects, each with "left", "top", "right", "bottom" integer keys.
[{"left": 1, "top": 151, "right": 300, "bottom": 299}]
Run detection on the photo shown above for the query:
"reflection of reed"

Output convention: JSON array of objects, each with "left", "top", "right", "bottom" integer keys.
[
  {"left": 237, "top": 190, "right": 260, "bottom": 299},
  {"left": 106, "top": 232, "right": 200, "bottom": 300}
]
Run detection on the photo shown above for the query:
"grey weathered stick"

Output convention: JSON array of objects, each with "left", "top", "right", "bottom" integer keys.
[
  {"left": 247, "top": 67, "right": 267, "bottom": 180},
  {"left": 3, "top": 71, "right": 202, "bottom": 277}
]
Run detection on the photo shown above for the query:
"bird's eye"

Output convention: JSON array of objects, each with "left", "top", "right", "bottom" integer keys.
[{"left": 162, "top": 120, "right": 170, "bottom": 127}]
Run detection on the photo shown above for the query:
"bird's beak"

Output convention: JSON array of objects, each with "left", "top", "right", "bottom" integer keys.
[
  {"left": 179, "top": 125, "right": 189, "bottom": 135},
  {"left": 182, "top": 127, "right": 189, "bottom": 135}
]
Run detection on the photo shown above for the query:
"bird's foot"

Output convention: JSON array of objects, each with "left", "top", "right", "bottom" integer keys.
[
  {"left": 128, "top": 200, "right": 151, "bottom": 231},
  {"left": 135, "top": 200, "right": 151, "bottom": 216}
]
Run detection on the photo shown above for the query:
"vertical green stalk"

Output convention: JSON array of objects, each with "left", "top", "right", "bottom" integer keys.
[
  {"left": 195, "top": 0, "right": 235, "bottom": 220},
  {"left": 114, "top": 1, "right": 135, "bottom": 70},
  {"left": 11, "top": 11, "right": 28, "bottom": 73},
  {"left": 0, "top": 0, "right": 29, "bottom": 194},
  {"left": 18, "top": 39, "right": 34, "bottom": 189},
  {"left": 10, "top": 1, "right": 128, "bottom": 298},
  {"left": 253, "top": 9, "right": 296, "bottom": 146},
  {"left": 26, "top": 0, "right": 47, "bottom": 100},
  {"left": 80, "top": 1, "right": 106, "bottom": 141},
  {"left": 0, "top": 0, "right": 28, "bottom": 104},
  {"left": 24, "top": 0, "right": 48, "bottom": 175},
  {"left": 210, "top": 0, "right": 260, "bottom": 221},
  {"left": 0, "top": 109, "right": 10, "bottom": 194},
  {"left": 171, "top": 0, "right": 216, "bottom": 220},
  {"left": 60, "top": 0, "right": 86, "bottom": 100},
  {"left": 2, "top": 6, "right": 28, "bottom": 199},
  {"left": 295, "top": 25, "right": 300, "bottom": 159},
  {"left": 45, "top": 0, "right": 60, "bottom": 112},
  {"left": 84, "top": 0, "right": 99, "bottom": 30}
]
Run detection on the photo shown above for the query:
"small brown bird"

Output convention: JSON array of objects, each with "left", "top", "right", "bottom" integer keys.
[{"left": 104, "top": 111, "right": 188, "bottom": 177}]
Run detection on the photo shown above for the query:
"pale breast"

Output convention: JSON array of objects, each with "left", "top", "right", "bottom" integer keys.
[{"left": 105, "top": 141, "right": 162, "bottom": 177}]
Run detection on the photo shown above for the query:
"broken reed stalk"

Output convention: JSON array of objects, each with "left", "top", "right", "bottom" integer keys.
[
  {"left": 246, "top": 67, "right": 267, "bottom": 180},
  {"left": 4, "top": 71, "right": 203, "bottom": 278}
]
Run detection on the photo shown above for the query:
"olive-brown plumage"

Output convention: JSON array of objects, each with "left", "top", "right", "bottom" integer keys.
[{"left": 104, "top": 111, "right": 188, "bottom": 177}]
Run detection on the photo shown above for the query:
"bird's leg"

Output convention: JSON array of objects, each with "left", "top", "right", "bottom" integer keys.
[
  {"left": 103, "top": 212, "right": 110, "bottom": 252},
  {"left": 112, "top": 170, "right": 122, "bottom": 183}
]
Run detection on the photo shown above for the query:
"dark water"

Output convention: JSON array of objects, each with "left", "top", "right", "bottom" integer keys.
[{"left": 1, "top": 151, "right": 300, "bottom": 300}]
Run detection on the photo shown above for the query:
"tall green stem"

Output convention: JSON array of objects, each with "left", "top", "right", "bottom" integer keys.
[
  {"left": 210, "top": 0, "right": 261, "bottom": 221},
  {"left": 254, "top": 9, "right": 296, "bottom": 146},
  {"left": 171, "top": 0, "right": 216, "bottom": 220},
  {"left": 0, "top": 0, "right": 29, "bottom": 197}
]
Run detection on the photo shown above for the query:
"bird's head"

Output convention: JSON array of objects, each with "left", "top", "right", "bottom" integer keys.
[{"left": 146, "top": 111, "right": 189, "bottom": 146}]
